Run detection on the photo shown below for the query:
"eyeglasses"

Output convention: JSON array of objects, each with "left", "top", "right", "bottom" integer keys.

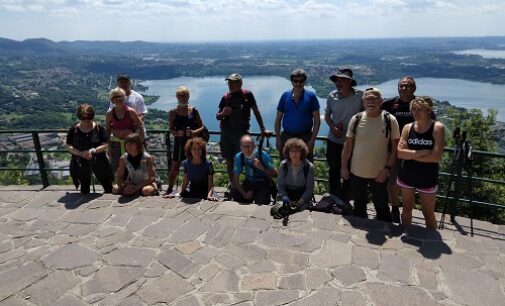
[
  {"left": 398, "top": 84, "right": 414, "bottom": 89},
  {"left": 80, "top": 115, "right": 93, "bottom": 121},
  {"left": 240, "top": 144, "right": 253, "bottom": 148},
  {"left": 176, "top": 94, "right": 188, "bottom": 97},
  {"left": 292, "top": 79, "right": 305, "bottom": 84},
  {"left": 113, "top": 95, "right": 125, "bottom": 100}
]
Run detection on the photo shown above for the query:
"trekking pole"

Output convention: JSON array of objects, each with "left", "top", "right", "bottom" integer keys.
[{"left": 465, "top": 140, "right": 474, "bottom": 236}]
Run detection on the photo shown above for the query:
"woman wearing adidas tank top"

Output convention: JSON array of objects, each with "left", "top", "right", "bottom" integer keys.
[
  {"left": 397, "top": 96, "right": 445, "bottom": 230},
  {"left": 106, "top": 87, "right": 144, "bottom": 177},
  {"left": 113, "top": 133, "right": 159, "bottom": 196}
]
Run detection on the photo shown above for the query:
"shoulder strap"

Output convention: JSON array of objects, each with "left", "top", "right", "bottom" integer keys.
[
  {"left": 283, "top": 161, "right": 289, "bottom": 178},
  {"left": 352, "top": 112, "right": 363, "bottom": 137},
  {"left": 383, "top": 111, "right": 391, "bottom": 139},
  {"left": 240, "top": 152, "right": 245, "bottom": 168},
  {"left": 72, "top": 124, "right": 79, "bottom": 148},
  {"left": 303, "top": 162, "right": 309, "bottom": 179}
]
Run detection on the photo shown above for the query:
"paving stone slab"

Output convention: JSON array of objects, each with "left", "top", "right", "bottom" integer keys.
[
  {"left": 259, "top": 230, "right": 324, "bottom": 253},
  {"left": 331, "top": 265, "right": 366, "bottom": 287},
  {"left": 117, "top": 295, "right": 148, "bottom": 306},
  {"left": 52, "top": 294, "right": 89, "bottom": 306},
  {"left": 8, "top": 208, "right": 45, "bottom": 221},
  {"left": 213, "top": 201, "right": 258, "bottom": 217},
  {"left": 241, "top": 272, "right": 276, "bottom": 290},
  {"left": 199, "top": 270, "right": 240, "bottom": 292},
  {"left": 309, "top": 240, "right": 352, "bottom": 268},
  {"left": 168, "top": 218, "right": 213, "bottom": 243},
  {"left": 173, "top": 295, "right": 201, "bottom": 306},
  {"left": 255, "top": 290, "right": 299, "bottom": 306},
  {"left": 41, "top": 244, "right": 98, "bottom": 270},
  {"left": 0, "top": 262, "right": 48, "bottom": 301},
  {"left": 441, "top": 266, "right": 505, "bottom": 306},
  {"left": 157, "top": 248, "right": 200, "bottom": 279},
  {"left": 363, "top": 282, "right": 439, "bottom": 305},
  {"left": 352, "top": 245, "right": 380, "bottom": 270},
  {"left": 81, "top": 266, "right": 145, "bottom": 296},
  {"left": 279, "top": 273, "right": 306, "bottom": 290},
  {"left": 340, "top": 290, "right": 369, "bottom": 305},
  {"left": 58, "top": 208, "right": 112, "bottom": 224},
  {"left": 136, "top": 271, "right": 194, "bottom": 304},
  {"left": 305, "top": 268, "right": 333, "bottom": 289},
  {"left": 22, "top": 270, "right": 79, "bottom": 306},
  {"left": 103, "top": 247, "right": 156, "bottom": 267},
  {"left": 289, "top": 288, "right": 341, "bottom": 306}
]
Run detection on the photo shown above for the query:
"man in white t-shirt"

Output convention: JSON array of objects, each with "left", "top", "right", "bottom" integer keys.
[
  {"left": 341, "top": 88, "right": 400, "bottom": 222},
  {"left": 109, "top": 74, "right": 147, "bottom": 122}
]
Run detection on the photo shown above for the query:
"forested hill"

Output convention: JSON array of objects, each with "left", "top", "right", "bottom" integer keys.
[{"left": 1, "top": 36, "right": 505, "bottom": 133}]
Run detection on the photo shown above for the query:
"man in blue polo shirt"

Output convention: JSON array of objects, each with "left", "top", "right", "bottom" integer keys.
[{"left": 274, "top": 68, "right": 321, "bottom": 160}]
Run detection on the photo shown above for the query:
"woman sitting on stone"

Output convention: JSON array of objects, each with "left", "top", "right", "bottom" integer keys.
[
  {"left": 105, "top": 87, "right": 144, "bottom": 176},
  {"left": 164, "top": 137, "right": 218, "bottom": 201},
  {"left": 277, "top": 138, "right": 315, "bottom": 211},
  {"left": 67, "top": 104, "right": 113, "bottom": 194},
  {"left": 113, "top": 133, "right": 159, "bottom": 196},
  {"left": 165, "top": 86, "right": 205, "bottom": 195}
]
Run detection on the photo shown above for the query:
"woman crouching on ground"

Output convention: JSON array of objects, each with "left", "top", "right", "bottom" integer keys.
[
  {"left": 397, "top": 96, "right": 445, "bottom": 230},
  {"left": 277, "top": 138, "right": 315, "bottom": 211},
  {"left": 113, "top": 133, "right": 159, "bottom": 196},
  {"left": 164, "top": 137, "right": 218, "bottom": 201}
]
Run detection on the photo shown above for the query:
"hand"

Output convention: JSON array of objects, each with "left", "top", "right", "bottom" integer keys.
[
  {"left": 375, "top": 168, "right": 390, "bottom": 183},
  {"left": 330, "top": 126, "right": 343, "bottom": 138},
  {"left": 341, "top": 167, "right": 350, "bottom": 180},
  {"left": 163, "top": 191, "right": 180, "bottom": 199},
  {"left": 398, "top": 139, "right": 408, "bottom": 150},
  {"left": 243, "top": 190, "right": 254, "bottom": 200},
  {"left": 81, "top": 150, "right": 92, "bottom": 160},
  {"left": 176, "top": 130, "right": 185, "bottom": 137},
  {"left": 185, "top": 128, "right": 192, "bottom": 137},
  {"left": 253, "top": 159, "right": 265, "bottom": 171},
  {"left": 207, "top": 196, "right": 219, "bottom": 202},
  {"left": 261, "top": 129, "right": 273, "bottom": 138},
  {"left": 222, "top": 106, "right": 232, "bottom": 116}
]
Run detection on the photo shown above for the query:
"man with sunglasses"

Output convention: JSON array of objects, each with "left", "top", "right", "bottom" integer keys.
[
  {"left": 275, "top": 68, "right": 320, "bottom": 160},
  {"left": 216, "top": 73, "right": 266, "bottom": 183},
  {"left": 109, "top": 74, "right": 147, "bottom": 122},
  {"left": 382, "top": 76, "right": 435, "bottom": 223}
]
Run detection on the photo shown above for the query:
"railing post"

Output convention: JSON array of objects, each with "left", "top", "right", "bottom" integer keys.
[{"left": 32, "top": 131, "right": 49, "bottom": 188}]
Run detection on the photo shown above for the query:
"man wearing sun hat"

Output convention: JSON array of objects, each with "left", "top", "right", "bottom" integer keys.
[
  {"left": 325, "top": 68, "right": 364, "bottom": 201},
  {"left": 216, "top": 73, "right": 267, "bottom": 183},
  {"left": 341, "top": 87, "right": 400, "bottom": 222}
]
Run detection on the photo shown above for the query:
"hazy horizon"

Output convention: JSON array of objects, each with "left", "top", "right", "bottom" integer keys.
[{"left": 1, "top": 0, "right": 505, "bottom": 42}]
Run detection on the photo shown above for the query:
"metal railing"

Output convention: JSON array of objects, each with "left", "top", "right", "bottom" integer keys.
[{"left": 1, "top": 129, "right": 504, "bottom": 217}]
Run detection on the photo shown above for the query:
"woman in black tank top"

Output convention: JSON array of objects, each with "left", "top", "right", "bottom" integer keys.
[
  {"left": 164, "top": 86, "right": 204, "bottom": 196},
  {"left": 397, "top": 97, "right": 445, "bottom": 230}
]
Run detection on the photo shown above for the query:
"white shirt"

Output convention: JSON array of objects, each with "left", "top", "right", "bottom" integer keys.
[{"left": 108, "top": 90, "right": 147, "bottom": 115}]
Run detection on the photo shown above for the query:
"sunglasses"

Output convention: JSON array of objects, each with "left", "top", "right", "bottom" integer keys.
[
  {"left": 176, "top": 94, "right": 188, "bottom": 97},
  {"left": 292, "top": 79, "right": 305, "bottom": 84},
  {"left": 80, "top": 115, "right": 93, "bottom": 121},
  {"left": 113, "top": 95, "right": 125, "bottom": 100}
]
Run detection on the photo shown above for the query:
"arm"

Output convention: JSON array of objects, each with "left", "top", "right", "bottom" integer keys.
[
  {"left": 376, "top": 138, "right": 399, "bottom": 183},
  {"left": 341, "top": 137, "right": 353, "bottom": 180},
  {"left": 275, "top": 111, "right": 284, "bottom": 152},
  {"left": 251, "top": 104, "right": 266, "bottom": 132},
  {"left": 216, "top": 98, "right": 230, "bottom": 120},
  {"left": 129, "top": 110, "right": 145, "bottom": 142},
  {"left": 206, "top": 174, "right": 218, "bottom": 201},
  {"left": 178, "top": 173, "right": 189, "bottom": 195},
  {"left": 308, "top": 109, "right": 321, "bottom": 151},
  {"left": 105, "top": 111, "right": 112, "bottom": 138},
  {"left": 168, "top": 110, "right": 177, "bottom": 136},
  {"left": 116, "top": 157, "right": 126, "bottom": 186},
  {"left": 397, "top": 124, "right": 431, "bottom": 160},
  {"left": 413, "top": 122, "right": 445, "bottom": 163}
]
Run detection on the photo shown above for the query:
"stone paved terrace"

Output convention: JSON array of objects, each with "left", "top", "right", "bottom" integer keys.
[{"left": 0, "top": 185, "right": 504, "bottom": 306}]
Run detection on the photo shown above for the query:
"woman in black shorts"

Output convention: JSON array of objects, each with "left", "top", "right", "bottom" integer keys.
[
  {"left": 397, "top": 96, "right": 445, "bottom": 230},
  {"left": 164, "top": 86, "right": 204, "bottom": 195}
]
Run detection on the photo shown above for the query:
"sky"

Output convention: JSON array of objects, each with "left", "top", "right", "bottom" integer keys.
[{"left": 1, "top": 0, "right": 505, "bottom": 42}]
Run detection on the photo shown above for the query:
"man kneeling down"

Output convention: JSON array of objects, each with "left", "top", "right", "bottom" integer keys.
[{"left": 231, "top": 135, "right": 277, "bottom": 204}]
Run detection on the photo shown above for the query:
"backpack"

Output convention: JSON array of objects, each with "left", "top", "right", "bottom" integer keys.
[
  {"left": 220, "top": 89, "right": 250, "bottom": 130},
  {"left": 193, "top": 108, "right": 210, "bottom": 142},
  {"left": 309, "top": 193, "right": 353, "bottom": 215}
]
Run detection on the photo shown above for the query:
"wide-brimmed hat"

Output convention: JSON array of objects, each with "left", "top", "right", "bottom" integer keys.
[
  {"left": 329, "top": 69, "right": 357, "bottom": 86},
  {"left": 225, "top": 73, "right": 243, "bottom": 82}
]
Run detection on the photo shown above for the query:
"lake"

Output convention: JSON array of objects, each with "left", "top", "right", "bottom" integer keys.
[
  {"left": 143, "top": 76, "right": 505, "bottom": 136},
  {"left": 453, "top": 49, "right": 505, "bottom": 59}
]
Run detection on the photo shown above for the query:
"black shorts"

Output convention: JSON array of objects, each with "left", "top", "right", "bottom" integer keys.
[{"left": 219, "top": 129, "right": 247, "bottom": 160}]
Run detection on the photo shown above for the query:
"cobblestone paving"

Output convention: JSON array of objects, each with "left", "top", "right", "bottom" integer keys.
[{"left": 0, "top": 185, "right": 504, "bottom": 306}]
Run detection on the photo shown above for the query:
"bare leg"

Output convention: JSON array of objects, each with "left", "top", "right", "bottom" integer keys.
[
  {"left": 400, "top": 187, "right": 416, "bottom": 228},
  {"left": 389, "top": 182, "right": 400, "bottom": 207},
  {"left": 168, "top": 161, "right": 181, "bottom": 192},
  {"left": 419, "top": 192, "right": 437, "bottom": 230},
  {"left": 142, "top": 184, "right": 158, "bottom": 196}
]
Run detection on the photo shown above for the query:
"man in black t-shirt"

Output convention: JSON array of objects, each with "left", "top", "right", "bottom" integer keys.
[
  {"left": 381, "top": 76, "right": 417, "bottom": 223},
  {"left": 216, "top": 73, "right": 267, "bottom": 182}
]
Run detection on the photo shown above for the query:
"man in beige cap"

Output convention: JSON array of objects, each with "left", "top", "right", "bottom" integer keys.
[{"left": 216, "top": 73, "right": 266, "bottom": 183}]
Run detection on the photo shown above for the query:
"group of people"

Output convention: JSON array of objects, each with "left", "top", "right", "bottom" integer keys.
[{"left": 67, "top": 69, "right": 445, "bottom": 230}]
